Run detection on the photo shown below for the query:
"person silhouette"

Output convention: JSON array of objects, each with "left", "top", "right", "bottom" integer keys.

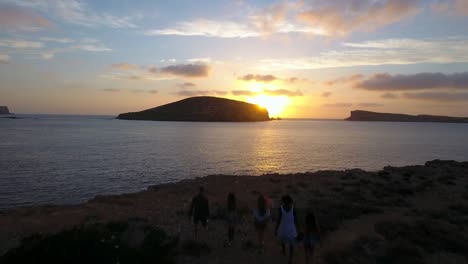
[
  {"left": 275, "top": 195, "right": 298, "bottom": 264},
  {"left": 226, "top": 192, "right": 237, "bottom": 245},
  {"left": 253, "top": 194, "right": 270, "bottom": 249},
  {"left": 189, "top": 186, "right": 209, "bottom": 239}
]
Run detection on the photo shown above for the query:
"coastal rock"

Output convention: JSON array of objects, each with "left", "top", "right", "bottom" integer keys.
[
  {"left": 0, "top": 106, "right": 10, "bottom": 115},
  {"left": 117, "top": 96, "right": 270, "bottom": 122},
  {"left": 345, "top": 110, "right": 468, "bottom": 123}
]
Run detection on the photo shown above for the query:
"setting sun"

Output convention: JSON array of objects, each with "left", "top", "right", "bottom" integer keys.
[{"left": 247, "top": 95, "right": 290, "bottom": 117}]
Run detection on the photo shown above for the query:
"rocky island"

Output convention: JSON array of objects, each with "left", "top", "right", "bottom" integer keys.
[
  {"left": 0, "top": 106, "right": 10, "bottom": 115},
  {"left": 117, "top": 96, "right": 270, "bottom": 122},
  {"left": 346, "top": 110, "right": 468, "bottom": 123}
]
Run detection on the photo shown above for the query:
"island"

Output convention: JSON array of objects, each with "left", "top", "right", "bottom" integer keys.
[
  {"left": 117, "top": 96, "right": 270, "bottom": 122},
  {"left": 0, "top": 106, "right": 10, "bottom": 115},
  {"left": 345, "top": 110, "right": 468, "bottom": 123}
]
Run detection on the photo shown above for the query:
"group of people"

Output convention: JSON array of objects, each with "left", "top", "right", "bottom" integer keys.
[{"left": 189, "top": 187, "right": 321, "bottom": 264}]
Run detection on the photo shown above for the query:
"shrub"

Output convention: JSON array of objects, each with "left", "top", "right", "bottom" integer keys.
[{"left": 1, "top": 221, "right": 178, "bottom": 264}]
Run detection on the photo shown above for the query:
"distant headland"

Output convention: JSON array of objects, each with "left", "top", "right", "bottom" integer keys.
[
  {"left": 346, "top": 110, "right": 468, "bottom": 123},
  {"left": 117, "top": 96, "right": 270, "bottom": 122},
  {"left": 0, "top": 106, "right": 10, "bottom": 115}
]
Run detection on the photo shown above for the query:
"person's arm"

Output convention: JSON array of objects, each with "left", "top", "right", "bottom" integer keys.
[
  {"left": 293, "top": 208, "right": 299, "bottom": 232},
  {"left": 275, "top": 208, "right": 282, "bottom": 235}
]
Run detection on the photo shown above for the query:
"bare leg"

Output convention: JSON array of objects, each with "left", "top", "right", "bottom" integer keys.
[{"left": 288, "top": 244, "right": 293, "bottom": 264}]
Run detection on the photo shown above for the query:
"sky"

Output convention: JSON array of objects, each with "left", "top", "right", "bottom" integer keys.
[{"left": 1, "top": 0, "right": 468, "bottom": 118}]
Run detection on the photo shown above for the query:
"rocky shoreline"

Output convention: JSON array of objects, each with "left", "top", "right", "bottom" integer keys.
[{"left": 1, "top": 160, "right": 468, "bottom": 263}]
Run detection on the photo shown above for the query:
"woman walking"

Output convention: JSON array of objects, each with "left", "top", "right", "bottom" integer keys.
[
  {"left": 253, "top": 194, "right": 270, "bottom": 248},
  {"left": 275, "top": 195, "right": 298, "bottom": 264}
]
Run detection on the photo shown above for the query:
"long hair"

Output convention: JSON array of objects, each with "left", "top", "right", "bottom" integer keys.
[
  {"left": 227, "top": 192, "right": 236, "bottom": 211},
  {"left": 257, "top": 195, "right": 266, "bottom": 216}
]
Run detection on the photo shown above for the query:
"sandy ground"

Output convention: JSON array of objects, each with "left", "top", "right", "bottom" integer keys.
[{"left": 1, "top": 159, "right": 468, "bottom": 263}]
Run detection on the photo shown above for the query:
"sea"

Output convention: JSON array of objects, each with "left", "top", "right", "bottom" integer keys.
[{"left": 1, "top": 114, "right": 468, "bottom": 209}]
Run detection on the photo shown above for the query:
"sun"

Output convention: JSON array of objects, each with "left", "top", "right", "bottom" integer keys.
[{"left": 247, "top": 95, "right": 289, "bottom": 117}]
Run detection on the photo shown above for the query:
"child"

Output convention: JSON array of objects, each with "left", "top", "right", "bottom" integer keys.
[
  {"left": 226, "top": 192, "right": 237, "bottom": 245},
  {"left": 275, "top": 195, "right": 298, "bottom": 264},
  {"left": 304, "top": 211, "right": 321, "bottom": 264},
  {"left": 253, "top": 195, "right": 270, "bottom": 248}
]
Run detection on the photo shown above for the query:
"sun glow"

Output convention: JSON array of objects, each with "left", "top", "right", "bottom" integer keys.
[{"left": 247, "top": 95, "right": 289, "bottom": 117}]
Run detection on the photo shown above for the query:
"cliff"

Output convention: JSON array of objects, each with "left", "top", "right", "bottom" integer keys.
[
  {"left": 0, "top": 106, "right": 10, "bottom": 115},
  {"left": 345, "top": 110, "right": 468, "bottom": 123},
  {"left": 117, "top": 96, "right": 270, "bottom": 122}
]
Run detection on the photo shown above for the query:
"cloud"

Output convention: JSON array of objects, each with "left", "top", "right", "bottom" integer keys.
[
  {"left": 37, "top": 38, "right": 111, "bottom": 60},
  {"left": 264, "top": 89, "right": 303, "bottom": 97},
  {"left": 258, "top": 37, "right": 468, "bottom": 70},
  {"left": 161, "top": 64, "right": 210, "bottom": 78},
  {"left": 145, "top": 1, "right": 422, "bottom": 39},
  {"left": 358, "top": 103, "right": 384, "bottom": 107},
  {"left": 432, "top": 0, "right": 468, "bottom": 16},
  {"left": 326, "top": 74, "right": 364, "bottom": 86},
  {"left": 144, "top": 19, "right": 326, "bottom": 38},
  {"left": 144, "top": 19, "right": 258, "bottom": 38},
  {"left": 239, "top": 74, "right": 277, "bottom": 82},
  {"left": 133, "top": 89, "right": 158, "bottom": 94},
  {"left": 144, "top": 2, "right": 325, "bottom": 39},
  {"left": 238, "top": 73, "right": 306, "bottom": 83},
  {"left": 111, "top": 63, "right": 139, "bottom": 71},
  {"left": 355, "top": 72, "right": 468, "bottom": 91},
  {"left": 72, "top": 44, "right": 112, "bottom": 52},
  {"left": 101, "top": 88, "right": 120, "bottom": 92},
  {"left": 0, "top": 39, "right": 44, "bottom": 48},
  {"left": 187, "top": 57, "right": 212, "bottom": 63},
  {"left": 232, "top": 90, "right": 256, "bottom": 96},
  {"left": 322, "top": 92, "right": 332, "bottom": 97},
  {"left": 322, "top": 103, "right": 353, "bottom": 107},
  {"left": 381, "top": 93, "right": 399, "bottom": 99},
  {"left": 104, "top": 63, "right": 211, "bottom": 82},
  {"left": 0, "top": 6, "right": 51, "bottom": 31},
  {"left": 0, "top": 54, "right": 10, "bottom": 63},
  {"left": 40, "top": 37, "right": 74, "bottom": 43},
  {"left": 176, "top": 90, "right": 227, "bottom": 97},
  {"left": 41, "top": 52, "right": 54, "bottom": 59},
  {"left": 6, "top": 0, "right": 137, "bottom": 28},
  {"left": 403, "top": 92, "right": 468, "bottom": 102},
  {"left": 177, "top": 82, "right": 196, "bottom": 88},
  {"left": 298, "top": 0, "right": 421, "bottom": 37},
  {"left": 230, "top": 88, "right": 303, "bottom": 97}
]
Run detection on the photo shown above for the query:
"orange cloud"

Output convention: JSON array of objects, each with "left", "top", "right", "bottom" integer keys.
[
  {"left": 0, "top": 6, "right": 51, "bottom": 31},
  {"left": 432, "top": 0, "right": 468, "bottom": 16},
  {"left": 298, "top": 0, "right": 421, "bottom": 37},
  {"left": 111, "top": 63, "right": 139, "bottom": 71}
]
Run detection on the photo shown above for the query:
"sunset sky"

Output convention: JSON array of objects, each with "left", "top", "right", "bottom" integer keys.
[{"left": 1, "top": 0, "right": 468, "bottom": 118}]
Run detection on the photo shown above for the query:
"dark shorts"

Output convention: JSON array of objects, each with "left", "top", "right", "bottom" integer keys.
[{"left": 194, "top": 216, "right": 207, "bottom": 227}]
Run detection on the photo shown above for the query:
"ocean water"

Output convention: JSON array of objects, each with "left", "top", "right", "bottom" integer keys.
[{"left": 1, "top": 115, "right": 468, "bottom": 209}]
